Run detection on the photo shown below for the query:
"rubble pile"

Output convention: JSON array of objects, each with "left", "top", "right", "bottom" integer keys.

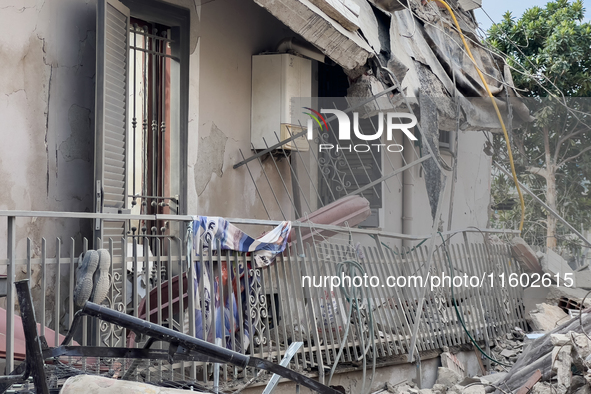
[
  {"left": 489, "top": 327, "right": 526, "bottom": 369},
  {"left": 377, "top": 240, "right": 591, "bottom": 394}
]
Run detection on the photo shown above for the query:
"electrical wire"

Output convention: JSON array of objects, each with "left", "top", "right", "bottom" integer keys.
[
  {"left": 368, "top": 234, "right": 428, "bottom": 255},
  {"left": 437, "top": 232, "right": 513, "bottom": 368},
  {"left": 428, "top": 0, "right": 525, "bottom": 233},
  {"left": 327, "top": 259, "right": 376, "bottom": 394},
  {"left": 396, "top": 0, "right": 591, "bottom": 124}
]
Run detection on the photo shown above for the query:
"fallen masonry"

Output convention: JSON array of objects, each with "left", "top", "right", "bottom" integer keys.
[{"left": 371, "top": 242, "right": 591, "bottom": 394}]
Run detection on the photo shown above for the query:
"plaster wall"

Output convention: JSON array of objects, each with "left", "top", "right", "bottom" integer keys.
[
  {"left": 193, "top": 0, "right": 296, "bottom": 229},
  {"left": 0, "top": 0, "right": 97, "bottom": 257},
  {"left": 0, "top": 0, "right": 99, "bottom": 329},
  {"left": 395, "top": 130, "right": 492, "bottom": 246}
]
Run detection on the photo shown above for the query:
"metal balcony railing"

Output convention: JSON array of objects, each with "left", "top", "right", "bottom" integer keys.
[{"left": 0, "top": 210, "right": 523, "bottom": 391}]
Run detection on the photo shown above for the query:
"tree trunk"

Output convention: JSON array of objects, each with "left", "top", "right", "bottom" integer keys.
[
  {"left": 546, "top": 169, "right": 557, "bottom": 248},
  {"left": 544, "top": 126, "right": 558, "bottom": 249}
]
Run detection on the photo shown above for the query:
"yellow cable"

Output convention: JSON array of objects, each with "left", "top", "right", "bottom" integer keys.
[{"left": 428, "top": 0, "right": 525, "bottom": 232}]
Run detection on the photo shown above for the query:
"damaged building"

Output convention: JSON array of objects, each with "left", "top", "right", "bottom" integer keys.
[{"left": 0, "top": 0, "right": 576, "bottom": 393}]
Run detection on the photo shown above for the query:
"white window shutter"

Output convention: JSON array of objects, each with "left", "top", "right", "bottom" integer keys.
[{"left": 94, "top": 0, "right": 130, "bottom": 245}]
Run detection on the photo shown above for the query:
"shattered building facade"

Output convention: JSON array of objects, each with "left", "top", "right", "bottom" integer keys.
[{"left": 0, "top": 0, "right": 538, "bottom": 392}]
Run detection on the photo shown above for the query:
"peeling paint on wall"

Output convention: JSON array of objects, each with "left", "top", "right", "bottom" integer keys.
[{"left": 194, "top": 122, "right": 228, "bottom": 196}]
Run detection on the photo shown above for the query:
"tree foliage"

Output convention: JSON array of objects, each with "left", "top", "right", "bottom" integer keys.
[
  {"left": 487, "top": 0, "right": 591, "bottom": 249},
  {"left": 488, "top": 0, "right": 591, "bottom": 97}
]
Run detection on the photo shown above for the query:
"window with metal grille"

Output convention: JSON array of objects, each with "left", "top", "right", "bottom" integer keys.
[
  {"left": 93, "top": 0, "right": 189, "bottom": 247},
  {"left": 318, "top": 115, "right": 383, "bottom": 228}
]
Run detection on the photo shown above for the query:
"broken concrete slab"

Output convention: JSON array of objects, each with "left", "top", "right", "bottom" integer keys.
[
  {"left": 530, "top": 382, "right": 554, "bottom": 394},
  {"left": 546, "top": 286, "right": 591, "bottom": 309},
  {"left": 500, "top": 348, "right": 518, "bottom": 358},
  {"left": 552, "top": 344, "right": 573, "bottom": 394},
  {"left": 462, "top": 385, "right": 485, "bottom": 394},
  {"left": 458, "top": 0, "right": 482, "bottom": 12},
  {"left": 441, "top": 351, "right": 466, "bottom": 378},
  {"left": 511, "top": 237, "right": 543, "bottom": 274},
  {"left": 435, "top": 367, "right": 462, "bottom": 387},
  {"left": 577, "top": 270, "right": 591, "bottom": 290},
  {"left": 308, "top": 0, "right": 360, "bottom": 31},
  {"left": 253, "top": 0, "right": 373, "bottom": 70},
  {"left": 530, "top": 303, "right": 569, "bottom": 332},
  {"left": 540, "top": 248, "right": 574, "bottom": 278},
  {"left": 480, "top": 372, "right": 507, "bottom": 384},
  {"left": 550, "top": 333, "right": 571, "bottom": 346},
  {"left": 61, "top": 375, "right": 195, "bottom": 393},
  {"left": 574, "top": 385, "right": 591, "bottom": 394}
]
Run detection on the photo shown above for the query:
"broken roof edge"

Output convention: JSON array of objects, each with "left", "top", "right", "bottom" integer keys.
[{"left": 253, "top": 0, "right": 374, "bottom": 70}]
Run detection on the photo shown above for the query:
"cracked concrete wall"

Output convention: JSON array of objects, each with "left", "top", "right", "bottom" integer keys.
[
  {"left": 0, "top": 0, "right": 96, "bottom": 250},
  {"left": 401, "top": 131, "right": 492, "bottom": 242},
  {"left": 193, "top": 0, "right": 296, "bottom": 225},
  {"left": 0, "top": 0, "right": 97, "bottom": 332}
]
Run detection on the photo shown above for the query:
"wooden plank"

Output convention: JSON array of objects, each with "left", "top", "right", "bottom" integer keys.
[
  {"left": 473, "top": 346, "right": 486, "bottom": 375},
  {"left": 308, "top": 0, "right": 360, "bottom": 31},
  {"left": 515, "top": 369, "right": 542, "bottom": 394}
]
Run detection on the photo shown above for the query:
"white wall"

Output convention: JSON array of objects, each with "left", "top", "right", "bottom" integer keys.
[
  {"left": 0, "top": 0, "right": 97, "bottom": 257},
  {"left": 407, "top": 131, "right": 492, "bottom": 243},
  {"left": 192, "top": 0, "right": 295, "bottom": 224}
]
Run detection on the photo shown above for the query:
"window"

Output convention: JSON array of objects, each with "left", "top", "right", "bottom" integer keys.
[
  {"left": 316, "top": 62, "right": 384, "bottom": 228},
  {"left": 318, "top": 115, "right": 383, "bottom": 228},
  {"left": 438, "top": 130, "right": 455, "bottom": 153},
  {"left": 93, "top": 0, "right": 189, "bottom": 249}
]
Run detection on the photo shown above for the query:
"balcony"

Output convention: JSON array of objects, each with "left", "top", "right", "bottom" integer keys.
[{"left": 0, "top": 210, "right": 524, "bottom": 392}]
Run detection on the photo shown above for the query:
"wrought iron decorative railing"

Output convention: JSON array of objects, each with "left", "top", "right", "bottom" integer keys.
[{"left": 0, "top": 211, "right": 523, "bottom": 391}]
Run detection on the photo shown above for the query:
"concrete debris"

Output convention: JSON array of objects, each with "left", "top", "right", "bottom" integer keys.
[
  {"left": 441, "top": 351, "right": 466, "bottom": 377},
  {"left": 551, "top": 344, "right": 573, "bottom": 394},
  {"left": 515, "top": 369, "right": 542, "bottom": 394},
  {"left": 546, "top": 286, "right": 591, "bottom": 309},
  {"left": 577, "top": 270, "right": 591, "bottom": 290},
  {"left": 435, "top": 367, "right": 463, "bottom": 387},
  {"left": 490, "top": 328, "right": 528, "bottom": 366},
  {"left": 530, "top": 303, "right": 569, "bottom": 332},
  {"left": 493, "top": 312, "right": 591, "bottom": 394},
  {"left": 461, "top": 386, "right": 486, "bottom": 394},
  {"left": 511, "top": 237, "right": 543, "bottom": 274},
  {"left": 61, "top": 375, "right": 198, "bottom": 393},
  {"left": 530, "top": 382, "right": 554, "bottom": 394},
  {"left": 388, "top": 382, "right": 421, "bottom": 394},
  {"left": 540, "top": 248, "right": 574, "bottom": 278}
]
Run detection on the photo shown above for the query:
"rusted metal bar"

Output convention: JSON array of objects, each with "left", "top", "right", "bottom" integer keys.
[
  {"left": 80, "top": 301, "right": 340, "bottom": 394},
  {"left": 14, "top": 280, "right": 49, "bottom": 394}
]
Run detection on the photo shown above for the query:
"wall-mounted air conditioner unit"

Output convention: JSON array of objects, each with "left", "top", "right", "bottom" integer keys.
[{"left": 251, "top": 53, "right": 311, "bottom": 151}]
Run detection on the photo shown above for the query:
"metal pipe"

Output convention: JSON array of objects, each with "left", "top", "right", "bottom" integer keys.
[
  {"left": 6, "top": 216, "right": 15, "bottom": 372},
  {"left": 79, "top": 301, "right": 340, "bottom": 393},
  {"left": 15, "top": 280, "right": 49, "bottom": 394},
  {"left": 82, "top": 301, "right": 250, "bottom": 366},
  {"left": 263, "top": 137, "right": 299, "bottom": 218},
  {"left": 345, "top": 155, "right": 431, "bottom": 198}
]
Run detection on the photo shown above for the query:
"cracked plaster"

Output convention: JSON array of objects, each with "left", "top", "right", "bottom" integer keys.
[{"left": 194, "top": 122, "right": 228, "bottom": 196}]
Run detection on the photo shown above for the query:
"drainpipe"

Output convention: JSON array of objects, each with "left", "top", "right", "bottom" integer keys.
[{"left": 402, "top": 136, "right": 415, "bottom": 248}]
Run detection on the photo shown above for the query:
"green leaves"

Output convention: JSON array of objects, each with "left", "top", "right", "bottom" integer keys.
[
  {"left": 487, "top": 0, "right": 591, "bottom": 98},
  {"left": 487, "top": 1, "right": 591, "bottom": 248}
]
